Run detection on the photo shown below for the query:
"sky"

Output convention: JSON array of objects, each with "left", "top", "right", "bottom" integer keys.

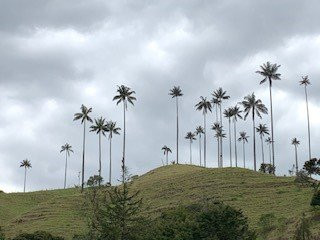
[{"left": 1, "top": 0, "right": 320, "bottom": 193}]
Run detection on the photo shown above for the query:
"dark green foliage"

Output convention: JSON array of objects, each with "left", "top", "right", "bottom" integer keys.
[
  {"left": 303, "top": 158, "right": 320, "bottom": 176},
  {"left": 311, "top": 190, "right": 320, "bottom": 206},
  {"left": 147, "top": 202, "right": 256, "bottom": 240},
  {"left": 11, "top": 231, "right": 64, "bottom": 240},
  {"left": 259, "top": 163, "right": 275, "bottom": 174},
  {"left": 0, "top": 226, "right": 5, "bottom": 240},
  {"left": 257, "top": 213, "right": 276, "bottom": 238},
  {"left": 87, "top": 175, "right": 103, "bottom": 187},
  {"left": 294, "top": 214, "right": 312, "bottom": 240}
]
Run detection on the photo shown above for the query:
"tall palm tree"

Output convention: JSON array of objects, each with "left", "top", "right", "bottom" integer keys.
[
  {"left": 185, "top": 132, "right": 196, "bottom": 164},
  {"left": 223, "top": 108, "right": 234, "bottom": 167},
  {"left": 195, "top": 96, "right": 212, "bottom": 167},
  {"left": 291, "top": 138, "right": 300, "bottom": 174},
  {"left": 106, "top": 121, "right": 121, "bottom": 185},
  {"left": 265, "top": 137, "right": 272, "bottom": 164},
  {"left": 113, "top": 85, "right": 136, "bottom": 184},
  {"left": 212, "top": 122, "right": 222, "bottom": 167},
  {"left": 20, "top": 159, "right": 32, "bottom": 193},
  {"left": 169, "top": 86, "right": 183, "bottom": 164},
  {"left": 231, "top": 105, "right": 243, "bottom": 167},
  {"left": 161, "top": 145, "right": 172, "bottom": 165},
  {"left": 212, "top": 88, "right": 230, "bottom": 167},
  {"left": 195, "top": 126, "right": 204, "bottom": 166},
  {"left": 238, "top": 132, "right": 249, "bottom": 168},
  {"left": 299, "top": 76, "right": 312, "bottom": 160},
  {"left": 73, "top": 104, "right": 93, "bottom": 192},
  {"left": 256, "top": 62, "right": 281, "bottom": 168},
  {"left": 214, "top": 128, "right": 226, "bottom": 162},
  {"left": 60, "top": 143, "right": 74, "bottom": 189},
  {"left": 90, "top": 117, "right": 107, "bottom": 185},
  {"left": 256, "top": 124, "right": 269, "bottom": 164},
  {"left": 241, "top": 93, "right": 268, "bottom": 171}
]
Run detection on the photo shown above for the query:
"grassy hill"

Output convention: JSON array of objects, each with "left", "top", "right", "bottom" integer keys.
[{"left": 0, "top": 165, "right": 319, "bottom": 239}]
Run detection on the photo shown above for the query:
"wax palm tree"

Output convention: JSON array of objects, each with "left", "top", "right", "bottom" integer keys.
[
  {"left": 195, "top": 126, "right": 204, "bottom": 166},
  {"left": 256, "top": 124, "right": 269, "bottom": 164},
  {"left": 256, "top": 62, "right": 281, "bottom": 168},
  {"left": 195, "top": 96, "right": 212, "bottom": 167},
  {"left": 238, "top": 132, "right": 249, "bottom": 168},
  {"left": 212, "top": 88, "right": 230, "bottom": 167},
  {"left": 265, "top": 137, "right": 272, "bottom": 164},
  {"left": 161, "top": 145, "right": 172, "bottom": 165},
  {"left": 60, "top": 143, "right": 74, "bottom": 189},
  {"left": 73, "top": 104, "right": 93, "bottom": 192},
  {"left": 299, "top": 76, "right": 312, "bottom": 160},
  {"left": 90, "top": 117, "right": 107, "bottom": 185},
  {"left": 169, "top": 86, "right": 183, "bottom": 164},
  {"left": 240, "top": 93, "right": 268, "bottom": 171},
  {"left": 20, "top": 159, "right": 32, "bottom": 193},
  {"left": 291, "top": 138, "right": 300, "bottom": 174},
  {"left": 106, "top": 121, "right": 121, "bottom": 185},
  {"left": 223, "top": 108, "right": 234, "bottom": 167},
  {"left": 113, "top": 85, "right": 136, "bottom": 184},
  {"left": 231, "top": 105, "right": 243, "bottom": 167},
  {"left": 212, "top": 122, "right": 222, "bottom": 167},
  {"left": 214, "top": 128, "right": 226, "bottom": 163},
  {"left": 185, "top": 132, "right": 196, "bottom": 164}
]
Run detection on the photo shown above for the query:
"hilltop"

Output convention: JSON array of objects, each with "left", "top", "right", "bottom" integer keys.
[{"left": 0, "top": 165, "right": 318, "bottom": 239}]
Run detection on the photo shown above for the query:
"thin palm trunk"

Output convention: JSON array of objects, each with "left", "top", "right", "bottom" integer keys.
[
  {"left": 215, "top": 106, "right": 220, "bottom": 164},
  {"left": 243, "top": 141, "right": 246, "bottom": 168},
  {"left": 295, "top": 145, "right": 298, "bottom": 174},
  {"left": 233, "top": 119, "right": 238, "bottom": 167},
  {"left": 189, "top": 140, "right": 192, "bottom": 164},
  {"left": 199, "top": 134, "right": 202, "bottom": 166},
  {"left": 219, "top": 104, "right": 223, "bottom": 167},
  {"left": 122, "top": 101, "right": 126, "bottom": 184},
  {"left": 109, "top": 138, "right": 112, "bottom": 185},
  {"left": 203, "top": 114, "right": 207, "bottom": 167},
  {"left": 260, "top": 135, "right": 265, "bottom": 164},
  {"left": 24, "top": 167, "right": 27, "bottom": 193},
  {"left": 98, "top": 131, "right": 102, "bottom": 186},
  {"left": 176, "top": 97, "right": 179, "bottom": 164},
  {"left": 304, "top": 85, "right": 311, "bottom": 160},
  {"left": 228, "top": 118, "right": 232, "bottom": 167},
  {"left": 81, "top": 120, "right": 86, "bottom": 192},
  {"left": 268, "top": 144, "right": 271, "bottom": 164},
  {"left": 64, "top": 151, "right": 68, "bottom": 189},
  {"left": 269, "top": 82, "right": 275, "bottom": 167},
  {"left": 252, "top": 111, "right": 257, "bottom": 171}
]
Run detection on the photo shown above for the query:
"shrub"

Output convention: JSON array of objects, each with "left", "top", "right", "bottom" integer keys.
[
  {"left": 11, "top": 231, "right": 64, "bottom": 240},
  {"left": 0, "top": 226, "right": 5, "bottom": 240},
  {"left": 259, "top": 163, "right": 275, "bottom": 174},
  {"left": 311, "top": 190, "right": 320, "bottom": 207}
]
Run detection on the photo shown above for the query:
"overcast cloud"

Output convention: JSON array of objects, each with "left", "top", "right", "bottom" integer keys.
[{"left": 1, "top": 0, "right": 320, "bottom": 192}]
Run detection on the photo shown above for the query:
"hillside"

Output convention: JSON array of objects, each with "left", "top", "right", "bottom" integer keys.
[{"left": 0, "top": 165, "right": 318, "bottom": 239}]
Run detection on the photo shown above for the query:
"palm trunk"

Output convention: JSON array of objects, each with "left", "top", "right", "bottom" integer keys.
[
  {"left": 304, "top": 85, "right": 311, "bottom": 160},
  {"left": 109, "top": 137, "right": 112, "bottom": 185},
  {"left": 98, "top": 131, "right": 102, "bottom": 186},
  {"left": 189, "top": 140, "right": 192, "bottom": 164},
  {"left": 64, "top": 151, "right": 68, "bottom": 189},
  {"left": 268, "top": 144, "right": 272, "bottom": 164},
  {"left": 122, "top": 101, "right": 126, "bottom": 184},
  {"left": 269, "top": 82, "right": 275, "bottom": 168},
  {"left": 253, "top": 111, "right": 257, "bottom": 171},
  {"left": 233, "top": 119, "right": 238, "bottom": 167},
  {"left": 217, "top": 137, "right": 220, "bottom": 167},
  {"left": 199, "top": 134, "right": 202, "bottom": 166},
  {"left": 295, "top": 145, "right": 298, "bottom": 174},
  {"left": 228, "top": 118, "right": 232, "bottom": 167},
  {"left": 203, "top": 113, "right": 207, "bottom": 167},
  {"left": 81, "top": 120, "right": 86, "bottom": 192},
  {"left": 176, "top": 97, "right": 179, "bottom": 164},
  {"left": 219, "top": 104, "right": 223, "bottom": 167},
  {"left": 24, "top": 167, "right": 27, "bottom": 193},
  {"left": 243, "top": 141, "right": 246, "bottom": 168},
  {"left": 260, "top": 135, "right": 265, "bottom": 164}
]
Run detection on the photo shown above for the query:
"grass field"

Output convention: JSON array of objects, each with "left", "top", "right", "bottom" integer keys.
[{"left": 0, "top": 165, "right": 319, "bottom": 239}]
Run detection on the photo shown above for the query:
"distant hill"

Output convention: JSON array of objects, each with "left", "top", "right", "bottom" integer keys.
[{"left": 0, "top": 165, "right": 318, "bottom": 239}]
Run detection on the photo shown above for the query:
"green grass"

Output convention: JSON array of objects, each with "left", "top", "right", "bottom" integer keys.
[{"left": 0, "top": 165, "right": 319, "bottom": 239}]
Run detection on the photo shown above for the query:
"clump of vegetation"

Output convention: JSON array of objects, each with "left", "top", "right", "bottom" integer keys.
[
  {"left": 257, "top": 213, "right": 277, "bottom": 238},
  {"left": 259, "top": 163, "right": 275, "bottom": 174},
  {"left": 294, "top": 214, "right": 312, "bottom": 240},
  {"left": 0, "top": 226, "right": 5, "bottom": 240},
  {"left": 303, "top": 158, "right": 320, "bottom": 176},
  {"left": 11, "top": 231, "right": 64, "bottom": 240},
  {"left": 311, "top": 190, "right": 320, "bottom": 206}
]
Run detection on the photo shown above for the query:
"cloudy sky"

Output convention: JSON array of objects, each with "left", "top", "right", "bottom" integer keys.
[{"left": 1, "top": 0, "right": 320, "bottom": 192}]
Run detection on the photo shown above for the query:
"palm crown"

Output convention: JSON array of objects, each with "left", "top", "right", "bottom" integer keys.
[
  {"left": 223, "top": 107, "right": 233, "bottom": 119},
  {"left": 291, "top": 138, "right": 300, "bottom": 146},
  {"left": 212, "top": 122, "right": 222, "bottom": 132},
  {"left": 256, "top": 61, "right": 281, "bottom": 86},
  {"left": 256, "top": 124, "right": 269, "bottom": 137},
  {"left": 169, "top": 86, "right": 183, "bottom": 98},
  {"left": 113, "top": 85, "right": 137, "bottom": 108},
  {"left": 195, "top": 126, "right": 204, "bottom": 135},
  {"left": 90, "top": 117, "right": 107, "bottom": 135},
  {"left": 238, "top": 132, "right": 249, "bottom": 142},
  {"left": 73, "top": 105, "right": 93, "bottom": 124},
  {"left": 161, "top": 145, "right": 172, "bottom": 154},
  {"left": 20, "top": 159, "right": 32, "bottom": 169},
  {"left": 299, "top": 75, "right": 311, "bottom": 86},
  {"left": 212, "top": 88, "right": 230, "bottom": 103},
  {"left": 60, "top": 143, "right": 73, "bottom": 156},
  {"left": 185, "top": 132, "right": 196, "bottom": 142},
  {"left": 195, "top": 96, "right": 212, "bottom": 114},
  {"left": 265, "top": 137, "right": 272, "bottom": 144},
  {"left": 241, "top": 93, "right": 268, "bottom": 120},
  {"left": 106, "top": 121, "right": 121, "bottom": 139},
  {"left": 232, "top": 105, "right": 243, "bottom": 121}
]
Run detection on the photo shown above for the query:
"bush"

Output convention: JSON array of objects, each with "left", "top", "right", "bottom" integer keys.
[
  {"left": 311, "top": 190, "right": 320, "bottom": 206},
  {"left": 0, "top": 226, "right": 5, "bottom": 240},
  {"left": 11, "top": 231, "right": 64, "bottom": 240},
  {"left": 259, "top": 163, "right": 275, "bottom": 174}
]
